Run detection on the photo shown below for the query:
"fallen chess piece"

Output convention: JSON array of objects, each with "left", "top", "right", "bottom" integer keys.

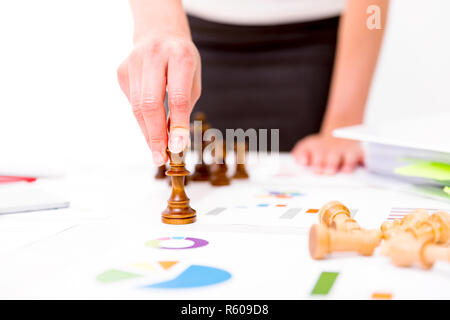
[
  {"left": 381, "top": 210, "right": 450, "bottom": 255},
  {"left": 318, "top": 201, "right": 360, "bottom": 232},
  {"left": 161, "top": 149, "right": 196, "bottom": 225},
  {"left": 384, "top": 234, "right": 450, "bottom": 269},
  {"left": 381, "top": 209, "right": 429, "bottom": 240},
  {"left": 309, "top": 224, "right": 382, "bottom": 260}
]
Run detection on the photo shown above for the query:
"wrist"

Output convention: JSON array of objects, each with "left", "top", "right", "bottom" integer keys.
[
  {"left": 320, "top": 109, "right": 364, "bottom": 138},
  {"left": 131, "top": 1, "right": 191, "bottom": 46}
]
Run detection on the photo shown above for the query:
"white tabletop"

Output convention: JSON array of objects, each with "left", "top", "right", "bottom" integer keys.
[{"left": 0, "top": 153, "right": 449, "bottom": 299}]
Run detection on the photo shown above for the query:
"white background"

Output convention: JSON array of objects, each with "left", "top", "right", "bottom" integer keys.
[{"left": 0, "top": 0, "right": 448, "bottom": 172}]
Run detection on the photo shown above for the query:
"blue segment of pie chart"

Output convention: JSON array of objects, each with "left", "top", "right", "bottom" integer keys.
[{"left": 142, "top": 265, "right": 231, "bottom": 289}]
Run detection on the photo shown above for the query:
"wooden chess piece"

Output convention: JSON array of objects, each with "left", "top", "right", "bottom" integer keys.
[
  {"left": 385, "top": 235, "right": 450, "bottom": 269},
  {"left": 381, "top": 209, "right": 441, "bottom": 255},
  {"left": 429, "top": 211, "right": 450, "bottom": 244},
  {"left": 210, "top": 140, "right": 230, "bottom": 186},
  {"left": 168, "top": 174, "right": 189, "bottom": 186},
  {"left": 191, "top": 112, "right": 211, "bottom": 181},
  {"left": 162, "top": 150, "right": 196, "bottom": 225},
  {"left": 381, "top": 209, "right": 431, "bottom": 240},
  {"left": 309, "top": 224, "right": 381, "bottom": 260},
  {"left": 155, "top": 164, "right": 167, "bottom": 179},
  {"left": 381, "top": 209, "right": 430, "bottom": 240},
  {"left": 381, "top": 210, "right": 450, "bottom": 255},
  {"left": 318, "top": 201, "right": 360, "bottom": 232},
  {"left": 232, "top": 141, "right": 249, "bottom": 179}
]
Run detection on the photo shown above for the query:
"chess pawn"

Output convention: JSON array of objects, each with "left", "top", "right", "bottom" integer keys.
[
  {"left": 210, "top": 140, "right": 230, "bottom": 186},
  {"left": 318, "top": 201, "right": 360, "bottom": 232},
  {"left": 401, "top": 210, "right": 450, "bottom": 243},
  {"left": 309, "top": 224, "right": 381, "bottom": 260},
  {"left": 191, "top": 112, "right": 211, "bottom": 182},
  {"left": 154, "top": 164, "right": 167, "bottom": 179},
  {"left": 232, "top": 141, "right": 249, "bottom": 179},
  {"left": 162, "top": 150, "right": 196, "bottom": 225},
  {"left": 386, "top": 235, "right": 450, "bottom": 269}
]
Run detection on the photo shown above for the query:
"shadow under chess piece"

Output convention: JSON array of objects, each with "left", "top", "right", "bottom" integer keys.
[
  {"left": 232, "top": 141, "right": 249, "bottom": 179},
  {"left": 155, "top": 164, "right": 167, "bottom": 179},
  {"left": 210, "top": 140, "right": 230, "bottom": 186},
  {"left": 318, "top": 201, "right": 360, "bottom": 232},
  {"left": 309, "top": 224, "right": 381, "bottom": 260},
  {"left": 191, "top": 112, "right": 211, "bottom": 182},
  {"left": 162, "top": 150, "right": 196, "bottom": 225}
]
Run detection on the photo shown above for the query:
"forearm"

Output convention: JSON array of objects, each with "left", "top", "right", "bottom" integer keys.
[
  {"left": 129, "top": 0, "right": 191, "bottom": 44},
  {"left": 321, "top": 0, "right": 389, "bottom": 136}
]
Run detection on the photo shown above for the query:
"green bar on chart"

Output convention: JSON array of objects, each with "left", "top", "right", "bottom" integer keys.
[{"left": 311, "top": 272, "right": 339, "bottom": 295}]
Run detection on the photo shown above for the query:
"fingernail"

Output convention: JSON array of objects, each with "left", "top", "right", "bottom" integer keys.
[
  {"left": 169, "top": 128, "right": 190, "bottom": 153},
  {"left": 152, "top": 151, "right": 165, "bottom": 166}
]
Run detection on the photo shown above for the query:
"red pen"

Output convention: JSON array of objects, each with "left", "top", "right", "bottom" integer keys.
[{"left": 0, "top": 176, "right": 37, "bottom": 184}]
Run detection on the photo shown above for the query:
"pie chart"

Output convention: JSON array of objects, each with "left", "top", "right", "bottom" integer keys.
[
  {"left": 143, "top": 265, "right": 231, "bottom": 289},
  {"left": 97, "top": 261, "right": 231, "bottom": 289},
  {"left": 145, "top": 236, "right": 208, "bottom": 250}
]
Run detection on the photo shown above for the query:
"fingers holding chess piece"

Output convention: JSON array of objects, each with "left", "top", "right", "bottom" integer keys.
[
  {"left": 233, "top": 141, "right": 249, "bottom": 179},
  {"left": 210, "top": 139, "right": 230, "bottom": 186},
  {"left": 318, "top": 201, "right": 360, "bottom": 232},
  {"left": 309, "top": 224, "right": 381, "bottom": 260},
  {"left": 162, "top": 150, "right": 196, "bottom": 225}
]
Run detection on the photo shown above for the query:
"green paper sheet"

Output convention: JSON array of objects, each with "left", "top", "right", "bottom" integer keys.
[
  {"left": 444, "top": 186, "right": 450, "bottom": 196},
  {"left": 395, "top": 161, "right": 450, "bottom": 182}
]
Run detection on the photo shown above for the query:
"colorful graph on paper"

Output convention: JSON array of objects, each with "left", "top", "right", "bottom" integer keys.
[
  {"left": 97, "top": 261, "right": 231, "bottom": 289},
  {"left": 387, "top": 207, "right": 450, "bottom": 221},
  {"left": 145, "top": 237, "right": 208, "bottom": 250}
]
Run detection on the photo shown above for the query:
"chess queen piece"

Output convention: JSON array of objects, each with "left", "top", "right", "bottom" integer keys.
[
  {"left": 191, "top": 112, "right": 211, "bottom": 181},
  {"left": 162, "top": 150, "right": 196, "bottom": 224}
]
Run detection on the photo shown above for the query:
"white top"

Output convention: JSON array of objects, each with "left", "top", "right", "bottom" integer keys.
[{"left": 182, "top": 0, "right": 346, "bottom": 26}]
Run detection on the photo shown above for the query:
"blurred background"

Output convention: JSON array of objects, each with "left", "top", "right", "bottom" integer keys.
[{"left": 0, "top": 0, "right": 448, "bottom": 173}]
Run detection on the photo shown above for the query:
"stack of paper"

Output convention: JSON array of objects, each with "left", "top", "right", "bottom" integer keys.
[{"left": 334, "top": 113, "right": 450, "bottom": 201}]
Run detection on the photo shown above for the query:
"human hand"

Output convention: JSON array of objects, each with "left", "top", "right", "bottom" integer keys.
[
  {"left": 292, "top": 134, "right": 364, "bottom": 174},
  {"left": 117, "top": 36, "right": 201, "bottom": 165}
]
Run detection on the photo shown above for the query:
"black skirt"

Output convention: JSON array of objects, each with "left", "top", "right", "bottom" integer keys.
[{"left": 188, "top": 15, "right": 339, "bottom": 151}]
